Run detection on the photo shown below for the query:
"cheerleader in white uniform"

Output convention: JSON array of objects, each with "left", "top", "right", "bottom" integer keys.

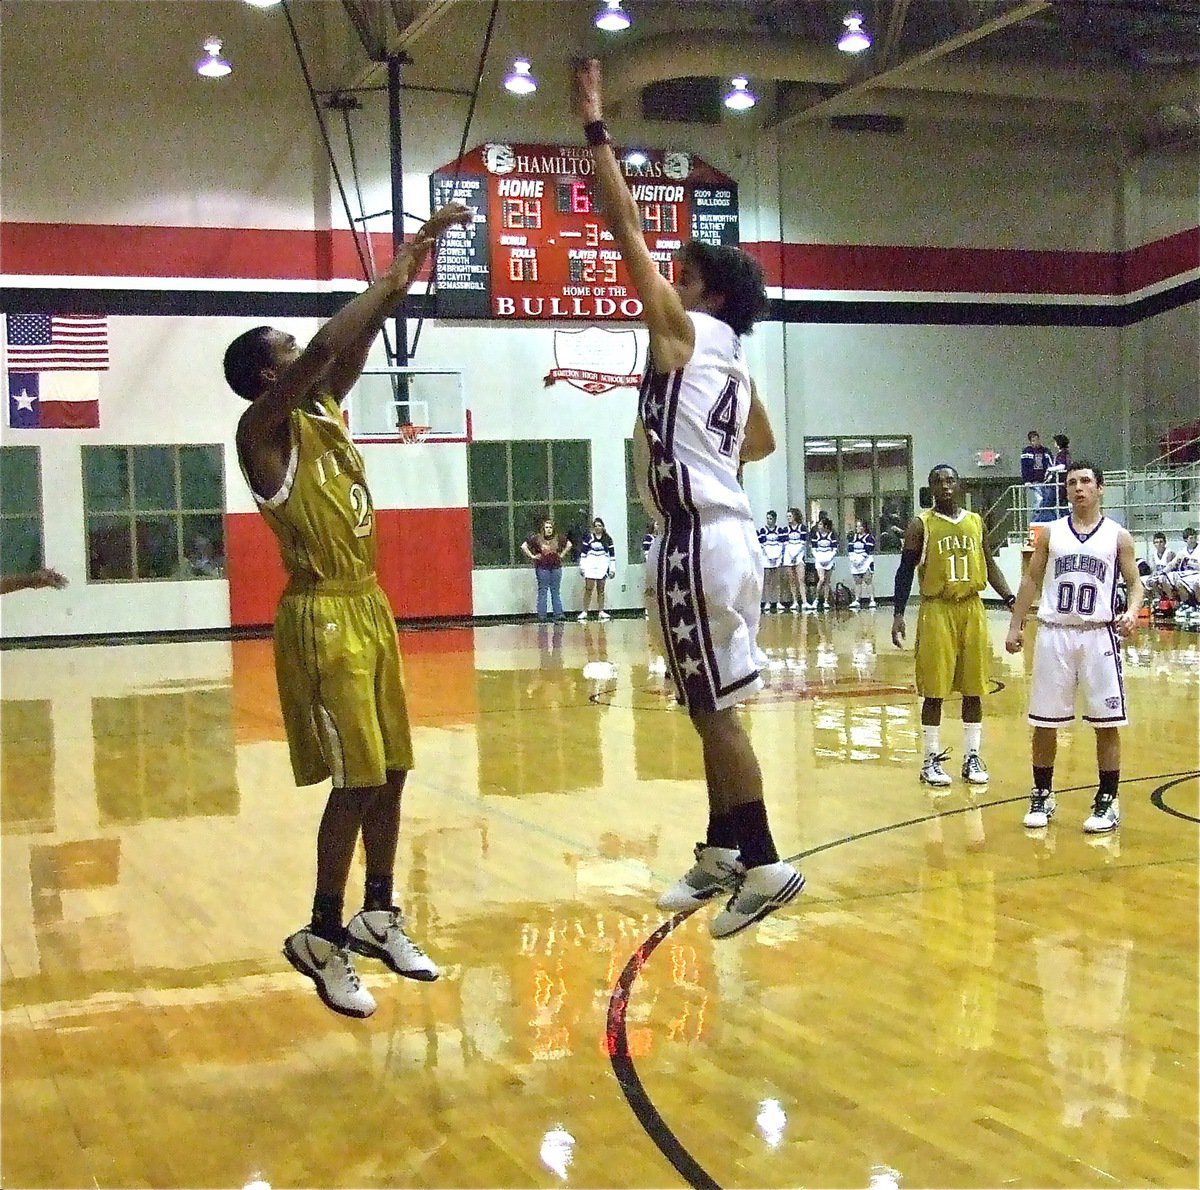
[
  {"left": 846, "top": 518, "right": 877, "bottom": 609},
  {"left": 577, "top": 516, "right": 616, "bottom": 621},
  {"left": 781, "top": 507, "right": 807, "bottom": 613},
  {"left": 757, "top": 510, "right": 785, "bottom": 611},
  {"left": 810, "top": 514, "right": 839, "bottom": 610}
]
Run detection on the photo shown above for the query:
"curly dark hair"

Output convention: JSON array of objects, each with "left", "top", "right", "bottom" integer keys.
[
  {"left": 680, "top": 241, "right": 768, "bottom": 337},
  {"left": 223, "top": 326, "right": 276, "bottom": 400}
]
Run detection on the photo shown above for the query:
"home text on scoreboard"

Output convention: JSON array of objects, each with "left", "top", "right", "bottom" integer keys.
[{"left": 430, "top": 143, "right": 739, "bottom": 321}]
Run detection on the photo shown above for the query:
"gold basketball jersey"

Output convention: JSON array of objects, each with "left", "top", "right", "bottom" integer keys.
[
  {"left": 251, "top": 394, "right": 377, "bottom": 582},
  {"left": 918, "top": 508, "right": 986, "bottom": 599}
]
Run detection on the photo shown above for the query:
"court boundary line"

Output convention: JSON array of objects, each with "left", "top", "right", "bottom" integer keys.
[{"left": 605, "top": 766, "right": 1200, "bottom": 1189}]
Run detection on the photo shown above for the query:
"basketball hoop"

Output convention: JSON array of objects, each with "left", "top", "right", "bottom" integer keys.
[{"left": 397, "top": 424, "right": 432, "bottom": 444}]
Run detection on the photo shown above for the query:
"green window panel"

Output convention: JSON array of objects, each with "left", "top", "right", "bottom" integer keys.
[{"left": 82, "top": 445, "right": 226, "bottom": 582}]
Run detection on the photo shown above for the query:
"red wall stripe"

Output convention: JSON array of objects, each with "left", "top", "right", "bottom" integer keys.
[
  {"left": 1121, "top": 227, "right": 1200, "bottom": 293},
  {"left": 3, "top": 221, "right": 1195, "bottom": 296},
  {"left": 0, "top": 223, "right": 427, "bottom": 283},
  {"left": 226, "top": 507, "right": 473, "bottom": 628},
  {"left": 764, "top": 242, "right": 1117, "bottom": 295}
]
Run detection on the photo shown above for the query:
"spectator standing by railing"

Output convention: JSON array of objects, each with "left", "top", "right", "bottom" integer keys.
[{"left": 1020, "top": 430, "right": 1054, "bottom": 521}]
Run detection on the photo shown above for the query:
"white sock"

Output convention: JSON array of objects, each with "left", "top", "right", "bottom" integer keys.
[
  {"left": 964, "top": 723, "right": 982, "bottom": 756},
  {"left": 923, "top": 726, "right": 941, "bottom": 757}
]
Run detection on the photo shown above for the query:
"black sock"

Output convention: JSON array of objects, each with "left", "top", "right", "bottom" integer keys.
[
  {"left": 1033, "top": 765, "right": 1054, "bottom": 792},
  {"left": 310, "top": 893, "right": 345, "bottom": 944},
  {"left": 705, "top": 811, "right": 739, "bottom": 850},
  {"left": 364, "top": 874, "right": 393, "bottom": 913},
  {"left": 724, "top": 800, "right": 780, "bottom": 868},
  {"left": 1098, "top": 770, "right": 1120, "bottom": 801}
]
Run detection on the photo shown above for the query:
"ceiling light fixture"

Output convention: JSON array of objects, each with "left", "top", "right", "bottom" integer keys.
[
  {"left": 624, "top": 149, "right": 649, "bottom": 167},
  {"left": 594, "top": 0, "right": 631, "bottom": 32},
  {"left": 195, "top": 37, "right": 232, "bottom": 78},
  {"left": 723, "top": 76, "right": 756, "bottom": 112},
  {"left": 838, "top": 11, "right": 872, "bottom": 53},
  {"left": 503, "top": 58, "right": 537, "bottom": 95},
  {"left": 242, "top": 0, "right": 281, "bottom": 7}
]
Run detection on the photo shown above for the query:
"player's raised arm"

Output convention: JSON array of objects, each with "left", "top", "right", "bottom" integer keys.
[
  {"left": 240, "top": 203, "right": 472, "bottom": 437},
  {"left": 572, "top": 59, "right": 693, "bottom": 373}
]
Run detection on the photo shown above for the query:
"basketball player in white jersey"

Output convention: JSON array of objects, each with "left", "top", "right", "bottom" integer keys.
[
  {"left": 574, "top": 58, "right": 804, "bottom": 938},
  {"left": 1141, "top": 531, "right": 1174, "bottom": 596},
  {"left": 1167, "top": 526, "right": 1199, "bottom": 623},
  {"left": 1005, "top": 461, "right": 1142, "bottom": 833}
]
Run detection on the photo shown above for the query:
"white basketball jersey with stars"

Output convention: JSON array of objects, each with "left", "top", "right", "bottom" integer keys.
[
  {"left": 1038, "top": 515, "right": 1122, "bottom": 626},
  {"left": 638, "top": 311, "right": 752, "bottom": 524}
]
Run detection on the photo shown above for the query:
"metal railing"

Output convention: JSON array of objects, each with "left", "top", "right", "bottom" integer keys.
[{"left": 982, "top": 448, "right": 1200, "bottom": 554}]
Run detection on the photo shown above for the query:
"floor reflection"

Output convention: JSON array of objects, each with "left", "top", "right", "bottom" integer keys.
[{"left": 1, "top": 614, "right": 1196, "bottom": 1190}]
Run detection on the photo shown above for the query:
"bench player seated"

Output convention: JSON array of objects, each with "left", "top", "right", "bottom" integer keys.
[
  {"left": 1167, "top": 527, "right": 1199, "bottom": 623},
  {"left": 1141, "top": 531, "right": 1176, "bottom": 613}
]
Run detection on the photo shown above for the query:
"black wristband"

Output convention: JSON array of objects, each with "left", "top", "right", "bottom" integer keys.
[
  {"left": 584, "top": 119, "right": 611, "bottom": 147},
  {"left": 1003, "top": 594, "right": 1017, "bottom": 610}
]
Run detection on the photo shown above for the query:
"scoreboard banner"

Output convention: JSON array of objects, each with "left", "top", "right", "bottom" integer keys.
[{"left": 430, "top": 142, "right": 739, "bottom": 321}]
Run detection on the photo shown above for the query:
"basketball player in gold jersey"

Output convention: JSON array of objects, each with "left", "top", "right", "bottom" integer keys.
[
  {"left": 223, "top": 201, "right": 470, "bottom": 1018},
  {"left": 891, "top": 464, "right": 1017, "bottom": 790}
]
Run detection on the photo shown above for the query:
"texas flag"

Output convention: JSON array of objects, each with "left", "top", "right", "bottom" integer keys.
[{"left": 8, "top": 372, "right": 101, "bottom": 429}]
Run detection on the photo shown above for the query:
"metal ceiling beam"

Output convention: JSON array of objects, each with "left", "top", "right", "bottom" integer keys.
[
  {"left": 388, "top": 0, "right": 464, "bottom": 53},
  {"left": 878, "top": 0, "right": 912, "bottom": 69},
  {"left": 344, "top": 0, "right": 467, "bottom": 88},
  {"left": 341, "top": 0, "right": 388, "bottom": 61},
  {"left": 770, "top": 0, "right": 1051, "bottom": 132}
]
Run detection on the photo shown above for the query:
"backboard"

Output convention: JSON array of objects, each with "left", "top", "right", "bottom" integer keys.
[{"left": 347, "top": 367, "right": 470, "bottom": 444}]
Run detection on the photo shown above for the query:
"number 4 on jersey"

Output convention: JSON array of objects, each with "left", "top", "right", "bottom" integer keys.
[{"left": 705, "top": 378, "right": 740, "bottom": 457}]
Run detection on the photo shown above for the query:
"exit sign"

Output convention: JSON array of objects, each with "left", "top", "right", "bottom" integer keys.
[{"left": 974, "top": 449, "right": 1001, "bottom": 467}]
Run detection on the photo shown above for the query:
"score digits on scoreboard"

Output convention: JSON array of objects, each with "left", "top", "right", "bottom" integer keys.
[{"left": 431, "top": 142, "right": 739, "bottom": 321}]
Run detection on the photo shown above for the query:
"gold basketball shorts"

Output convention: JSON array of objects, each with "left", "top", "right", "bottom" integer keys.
[
  {"left": 273, "top": 576, "right": 413, "bottom": 788},
  {"left": 914, "top": 595, "right": 989, "bottom": 699}
]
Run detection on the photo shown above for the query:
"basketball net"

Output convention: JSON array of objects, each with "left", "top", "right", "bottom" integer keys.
[{"left": 397, "top": 424, "right": 432, "bottom": 444}]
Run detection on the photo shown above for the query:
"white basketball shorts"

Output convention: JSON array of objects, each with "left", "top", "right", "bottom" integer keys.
[
  {"left": 1175, "top": 571, "right": 1200, "bottom": 596},
  {"left": 1028, "top": 621, "right": 1128, "bottom": 728},
  {"left": 649, "top": 515, "right": 764, "bottom": 713}
]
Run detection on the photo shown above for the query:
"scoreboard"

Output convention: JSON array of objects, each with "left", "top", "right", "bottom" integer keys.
[{"left": 429, "top": 142, "right": 739, "bottom": 321}]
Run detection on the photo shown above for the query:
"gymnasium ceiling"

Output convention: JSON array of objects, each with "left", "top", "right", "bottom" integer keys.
[
  {"left": 367, "top": 0, "right": 1200, "bottom": 146},
  {"left": 1, "top": 0, "right": 1197, "bottom": 149}
]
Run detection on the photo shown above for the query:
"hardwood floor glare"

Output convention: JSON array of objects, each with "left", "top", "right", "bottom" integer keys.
[{"left": 2, "top": 611, "right": 1196, "bottom": 1188}]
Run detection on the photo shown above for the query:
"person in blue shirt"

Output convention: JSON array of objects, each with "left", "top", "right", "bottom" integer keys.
[{"left": 1020, "top": 430, "right": 1054, "bottom": 521}]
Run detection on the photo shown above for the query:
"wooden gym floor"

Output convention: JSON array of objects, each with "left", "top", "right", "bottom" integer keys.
[{"left": 1, "top": 609, "right": 1197, "bottom": 1189}]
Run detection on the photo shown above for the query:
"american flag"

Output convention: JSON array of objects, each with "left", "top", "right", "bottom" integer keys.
[{"left": 5, "top": 314, "right": 110, "bottom": 371}]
